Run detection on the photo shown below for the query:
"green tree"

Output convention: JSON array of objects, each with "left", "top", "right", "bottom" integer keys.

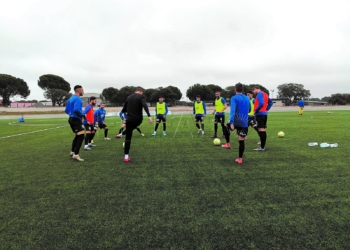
[
  {"left": 0, "top": 74, "right": 30, "bottom": 106},
  {"left": 328, "top": 93, "right": 347, "bottom": 105},
  {"left": 149, "top": 86, "right": 182, "bottom": 106},
  {"left": 277, "top": 83, "right": 311, "bottom": 106},
  {"left": 144, "top": 88, "right": 156, "bottom": 102},
  {"left": 116, "top": 86, "right": 136, "bottom": 104},
  {"left": 101, "top": 87, "right": 119, "bottom": 105},
  {"left": 38, "top": 74, "right": 71, "bottom": 106},
  {"left": 186, "top": 83, "right": 213, "bottom": 101},
  {"left": 44, "top": 89, "right": 72, "bottom": 107}
]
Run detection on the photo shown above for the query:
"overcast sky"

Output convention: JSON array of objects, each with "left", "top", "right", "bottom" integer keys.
[{"left": 1, "top": 0, "right": 349, "bottom": 101}]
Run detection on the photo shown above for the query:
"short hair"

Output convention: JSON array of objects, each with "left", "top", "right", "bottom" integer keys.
[
  {"left": 74, "top": 85, "right": 82, "bottom": 91},
  {"left": 135, "top": 86, "right": 144, "bottom": 92},
  {"left": 100, "top": 102, "right": 106, "bottom": 105},
  {"left": 247, "top": 91, "right": 253, "bottom": 95},
  {"left": 235, "top": 82, "right": 243, "bottom": 93},
  {"left": 196, "top": 95, "right": 200, "bottom": 98},
  {"left": 159, "top": 95, "right": 164, "bottom": 98},
  {"left": 89, "top": 96, "right": 96, "bottom": 101},
  {"left": 252, "top": 86, "right": 260, "bottom": 90},
  {"left": 215, "top": 91, "right": 221, "bottom": 93}
]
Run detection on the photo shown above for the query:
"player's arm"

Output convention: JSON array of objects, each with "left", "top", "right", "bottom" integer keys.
[
  {"left": 267, "top": 97, "right": 273, "bottom": 111},
  {"left": 193, "top": 103, "right": 195, "bottom": 114},
  {"left": 203, "top": 102, "right": 207, "bottom": 116},
  {"left": 254, "top": 93, "right": 264, "bottom": 113},
  {"left": 73, "top": 99, "right": 84, "bottom": 118},
  {"left": 119, "top": 111, "right": 124, "bottom": 120},
  {"left": 222, "top": 98, "right": 228, "bottom": 112},
  {"left": 64, "top": 100, "right": 70, "bottom": 115},
  {"left": 164, "top": 104, "right": 168, "bottom": 116},
  {"left": 94, "top": 110, "right": 99, "bottom": 125},
  {"left": 229, "top": 97, "right": 236, "bottom": 129}
]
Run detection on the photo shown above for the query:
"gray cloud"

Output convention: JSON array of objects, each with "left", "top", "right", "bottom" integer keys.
[{"left": 1, "top": 0, "right": 349, "bottom": 101}]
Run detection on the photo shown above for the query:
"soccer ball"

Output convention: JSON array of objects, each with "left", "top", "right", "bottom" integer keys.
[
  {"left": 278, "top": 131, "right": 285, "bottom": 137},
  {"left": 213, "top": 138, "right": 221, "bottom": 145}
]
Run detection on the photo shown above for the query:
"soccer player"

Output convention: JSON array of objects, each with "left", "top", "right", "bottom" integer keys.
[
  {"left": 247, "top": 91, "right": 259, "bottom": 133},
  {"left": 64, "top": 85, "right": 85, "bottom": 162},
  {"left": 229, "top": 82, "right": 250, "bottom": 164},
  {"left": 121, "top": 87, "right": 152, "bottom": 162},
  {"left": 298, "top": 99, "right": 304, "bottom": 115},
  {"left": 193, "top": 95, "right": 206, "bottom": 135},
  {"left": 115, "top": 111, "right": 144, "bottom": 138},
  {"left": 83, "top": 96, "right": 97, "bottom": 150},
  {"left": 94, "top": 102, "right": 111, "bottom": 140},
  {"left": 152, "top": 96, "right": 168, "bottom": 136},
  {"left": 252, "top": 86, "right": 273, "bottom": 151},
  {"left": 211, "top": 91, "right": 227, "bottom": 138}
]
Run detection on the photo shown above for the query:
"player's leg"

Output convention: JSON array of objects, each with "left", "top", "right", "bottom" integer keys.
[
  {"left": 69, "top": 118, "right": 77, "bottom": 156},
  {"left": 162, "top": 117, "right": 166, "bottom": 136},
  {"left": 235, "top": 128, "right": 248, "bottom": 164},
  {"left": 84, "top": 124, "right": 92, "bottom": 150},
  {"left": 212, "top": 115, "right": 218, "bottom": 138},
  {"left": 200, "top": 117, "right": 205, "bottom": 134},
  {"left": 222, "top": 123, "right": 231, "bottom": 149},
  {"left": 104, "top": 125, "right": 110, "bottom": 140},
  {"left": 136, "top": 126, "right": 144, "bottom": 136},
  {"left": 152, "top": 116, "right": 160, "bottom": 136},
  {"left": 89, "top": 128, "right": 96, "bottom": 146},
  {"left": 71, "top": 118, "right": 85, "bottom": 161},
  {"left": 124, "top": 120, "right": 138, "bottom": 162},
  {"left": 220, "top": 116, "right": 226, "bottom": 138},
  {"left": 254, "top": 116, "right": 267, "bottom": 151}
]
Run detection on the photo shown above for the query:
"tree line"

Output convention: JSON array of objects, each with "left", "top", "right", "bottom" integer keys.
[{"left": 0, "top": 73, "right": 347, "bottom": 106}]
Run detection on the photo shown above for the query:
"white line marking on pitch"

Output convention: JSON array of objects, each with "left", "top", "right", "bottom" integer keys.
[
  {"left": 0, "top": 124, "right": 68, "bottom": 140},
  {"left": 173, "top": 113, "right": 184, "bottom": 138}
]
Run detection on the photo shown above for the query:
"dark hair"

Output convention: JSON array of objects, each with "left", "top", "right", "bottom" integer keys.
[
  {"left": 247, "top": 91, "right": 253, "bottom": 94},
  {"left": 74, "top": 85, "right": 82, "bottom": 91},
  {"left": 100, "top": 102, "right": 106, "bottom": 105},
  {"left": 159, "top": 95, "right": 164, "bottom": 98},
  {"left": 89, "top": 96, "right": 97, "bottom": 101},
  {"left": 215, "top": 91, "right": 221, "bottom": 94},
  {"left": 235, "top": 82, "right": 243, "bottom": 93},
  {"left": 252, "top": 86, "right": 260, "bottom": 90},
  {"left": 135, "top": 86, "right": 144, "bottom": 92},
  {"left": 196, "top": 95, "right": 200, "bottom": 98}
]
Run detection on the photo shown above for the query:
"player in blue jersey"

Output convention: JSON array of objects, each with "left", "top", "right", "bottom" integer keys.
[
  {"left": 252, "top": 86, "right": 273, "bottom": 151},
  {"left": 193, "top": 95, "right": 206, "bottom": 135},
  {"left": 211, "top": 91, "right": 227, "bottom": 138},
  {"left": 82, "top": 96, "right": 97, "bottom": 151},
  {"left": 94, "top": 102, "right": 111, "bottom": 140},
  {"left": 298, "top": 99, "right": 304, "bottom": 115},
  {"left": 115, "top": 111, "right": 144, "bottom": 138},
  {"left": 64, "top": 85, "right": 85, "bottom": 162},
  {"left": 229, "top": 82, "right": 251, "bottom": 164},
  {"left": 152, "top": 96, "right": 168, "bottom": 136}
]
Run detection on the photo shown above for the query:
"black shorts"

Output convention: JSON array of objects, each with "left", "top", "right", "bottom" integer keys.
[
  {"left": 156, "top": 115, "right": 166, "bottom": 123},
  {"left": 195, "top": 116, "right": 204, "bottom": 123},
  {"left": 248, "top": 116, "right": 257, "bottom": 127},
  {"left": 98, "top": 123, "right": 107, "bottom": 129},
  {"left": 235, "top": 127, "right": 248, "bottom": 138},
  {"left": 69, "top": 117, "right": 84, "bottom": 133},
  {"left": 215, "top": 115, "right": 225, "bottom": 124},
  {"left": 84, "top": 124, "right": 94, "bottom": 131},
  {"left": 256, "top": 115, "right": 268, "bottom": 129},
  {"left": 126, "top": 119, "right": 142, "bottom": 131}
]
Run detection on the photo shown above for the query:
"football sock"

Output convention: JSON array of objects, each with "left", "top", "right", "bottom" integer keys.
[
  {"left": 136, "top": 128, "right": 142, "bottom": 133},
  {"left": 89, "top": 132, "right": 95, "bottom": 143},
  {"left": 75, "top": 134, "right": 85, "bottom": 155},
  {"left": 104, "top": 129, "right": 108, "bottom": 138},
  {"left": 201, "top": 124, "right": 204, "bottom": 130},
  {"left": 196, "top": 123, "right": 200, "bottom": 129},
  {"left": 119, "top": 128, "right": 123, "bottom": 134},
  {"left": 84, "top": 133, "right": 90, "bottom": 145},
  {"left": 239, "top": 140, "right": 245, "bottom": 158},
  {"left": 214, "top": 123, "right": 218, "bottom": 134},
  {"left": 163, "top": 123, "right": 166, "bottom": 131},
  {"left": 259, "top": 131, "right": 267, "bottom": 149},
  {"left": 72, "top": 136, "right": 78, "bottom": 152},
  {"left": 124, "top": 154, "right": 129, "bottom": 159},
  {"left": 124, "top": 140, "right": 131, "bottom": 154},
  {"left": 155, "top": 123, "right": 159, "bottom": 131}
]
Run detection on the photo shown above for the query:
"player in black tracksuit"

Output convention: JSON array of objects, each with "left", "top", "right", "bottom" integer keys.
[{"left": 121, "top": 87, "right": 152, "bottom": 162}]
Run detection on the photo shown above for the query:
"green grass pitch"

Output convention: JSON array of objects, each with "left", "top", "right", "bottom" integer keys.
[{"left": 1, "top": 111, "right": 350, "bottom": 249}]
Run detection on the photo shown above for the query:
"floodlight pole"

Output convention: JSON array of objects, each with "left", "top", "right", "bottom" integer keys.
[{"left": 270, "top": 89, "right": 274, "bottom": 99}]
